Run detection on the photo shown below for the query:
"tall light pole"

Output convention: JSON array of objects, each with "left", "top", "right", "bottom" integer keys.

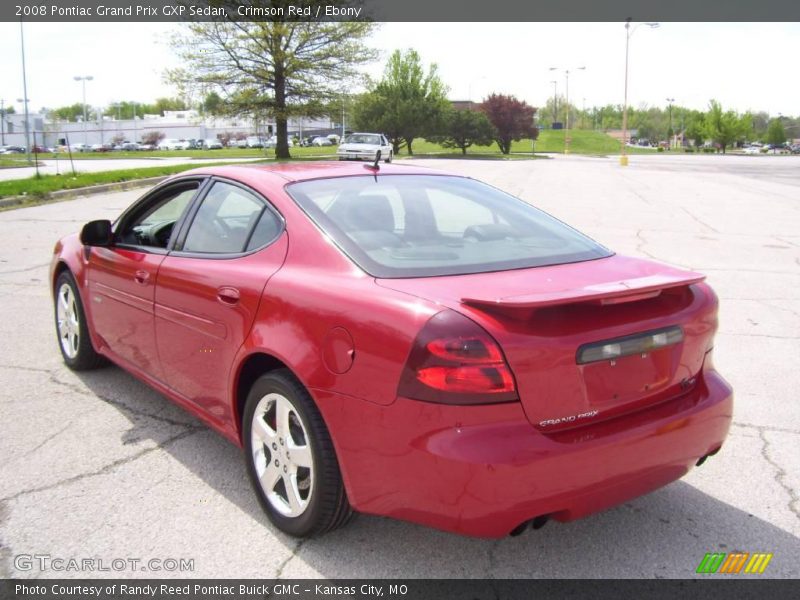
[
  {"left": 666, "top": 97, "right": 675, "bottom": 148},
  {"left": 74, "top": 75, "right": 93, "bottom": 145},
  {"left": 132, "top": 101, "right": 138, "bottom": 143},
  {"left": 0, "top": 99, "right": 6, "bottom": 145},
  {"left": 550, "top": 80, "right": 558, "bottom": 125},
  {"left": 620, "top": 19, "right": 659, "bottom": 166},
  {"left": 19, "top": 21, "right": 32, "bottom": 164},
  {"left": 550, "top": 66, "right": 586, "bottom": 154}
]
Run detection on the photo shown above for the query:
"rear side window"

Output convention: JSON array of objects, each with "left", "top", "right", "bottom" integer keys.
[
  {"left": 182, "top": 181, "right": 277, "bottom": 254},
  {"left": 287, "top": 175, "right": 611, "bottom": 278}
]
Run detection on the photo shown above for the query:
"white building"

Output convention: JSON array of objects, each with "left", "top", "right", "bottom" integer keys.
[{"left": 2, "top": 109, "right": 342, "bottom": 148}]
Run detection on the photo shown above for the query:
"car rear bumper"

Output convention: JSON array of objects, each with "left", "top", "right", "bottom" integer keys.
[{"left": 314, "top": 367, "right": 732, "bottom": 538}]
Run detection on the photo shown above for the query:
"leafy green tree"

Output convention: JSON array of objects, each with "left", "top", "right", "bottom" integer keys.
[
  {"left": 765, "top": 118, "right": 787, "bottom": 145},
  {"left": 168, "top": 5, "right": 377, "bottom": 159},
  {"left": 480, "top": 94, "right": 537, "bottom": 155},
  {"left": 202, "top": 91, "right": 223, "bottom": 116},
  {"left": 431, "top": 107, "right": 495, "bottom": 155},
  {"left": 703, "top": 100, "right": 751, "bottom": 154},
  {"left": 352, "top": 49, "right": 449, "bottom": 155},
  {"left": 51, "top": 103, "right": 90, "bottom": 122}
]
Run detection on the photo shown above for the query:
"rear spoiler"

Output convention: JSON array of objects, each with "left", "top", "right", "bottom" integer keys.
[{"left": 461, "top": 272, "right": 705, "bottom": 311}]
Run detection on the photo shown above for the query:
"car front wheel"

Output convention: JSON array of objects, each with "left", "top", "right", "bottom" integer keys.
[
  {"left": 54, "top": 271, "right": 105, "bottom": 370},
  {"left": 243, "top": 369, "right": 353, "bottom": 537}
]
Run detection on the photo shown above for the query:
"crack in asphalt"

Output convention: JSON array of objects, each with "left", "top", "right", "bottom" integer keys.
[
  {"left": 274, "top": 539, "right": 306, "bottom": 579},
  {"left": 0, "top": 429, "right": 200, "bottom": 504},
  {"left": 0, "top": 262, "right": 50, "bottom": 276},
  {"left": 0, "top": 363, "right": 200, "bottom": 429},
  {"left": 680, "top": 206, "right": 721, "bottom": 234},
  {"left": 756, "top": 428, "right": 800, "bottom": 523},
  {"left": 733, "top": 422, "right": 800, "bottom": 436}
]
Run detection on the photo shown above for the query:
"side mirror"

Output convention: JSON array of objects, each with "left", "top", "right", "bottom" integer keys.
[{"left": 80, "top": 220, "right": 113, "bottom": 247}]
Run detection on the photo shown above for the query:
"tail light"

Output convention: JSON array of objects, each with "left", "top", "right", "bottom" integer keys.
[{"left": 398, "top": 310, "right": 518, "bottom": 405}]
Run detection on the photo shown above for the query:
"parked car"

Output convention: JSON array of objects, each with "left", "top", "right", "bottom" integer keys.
[
  {"left": 202, "top": 138, "right": 223, "bottom": 150},
  {"left": 743, "top": 145, "right": 762, "bottom": 155},
  {"left": 90, "top": 144, "right": 112, "bottom": 152},
  {"left": 246, "top": 136, "right": 267, "bottom": 149},
  {"left": 138, "top": 143, "right": 155, "bottom": 152},
  {"left": 158, "top": 139, "right": 191, "bottom": 151},
  {"left": 51, "top": 162, "right": 732, "bottom": 539},
  {"left": 264, "top": 135, "right": 295, "bottom": 149},
  {"left": 337, "top": 132, "right": 393, "bottom": 162},
  {"left": 120, "top": 142, "right": 141, "bottom": 151},
  {"left": 0, "top": 145, "right": 26, "bottom": 154},
  {"left": 311, "top": 136, "right": 333, "bottom": 147}
]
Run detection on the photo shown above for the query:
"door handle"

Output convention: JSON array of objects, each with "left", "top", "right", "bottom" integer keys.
[
  {"left": 134, "top": 270, "right": 150, "bottom": 285},
  {"left": 217, "top": 286, "right": 240, "bottom": 305}
]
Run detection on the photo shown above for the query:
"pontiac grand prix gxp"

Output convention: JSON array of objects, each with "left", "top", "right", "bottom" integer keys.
[{"left": 51, "top": 161, "right": 732, "bottom": 538}]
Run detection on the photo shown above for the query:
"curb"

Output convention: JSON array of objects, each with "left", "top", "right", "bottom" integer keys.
[{"left": 0, "top": 176, "right": 168, "bottom": 209}]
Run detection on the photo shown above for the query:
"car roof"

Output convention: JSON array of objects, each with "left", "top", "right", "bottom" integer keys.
[{"left": 171, "top": 161, "right": 447, "bottom": 183}]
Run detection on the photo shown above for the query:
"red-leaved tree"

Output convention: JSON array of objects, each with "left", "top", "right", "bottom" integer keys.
[{"left": 480, "top": 94, "right": 538, "bottom": 154}]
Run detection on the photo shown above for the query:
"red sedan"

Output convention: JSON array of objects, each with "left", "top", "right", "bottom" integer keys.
[{"left": 50, "top": 162, "right": 732, "bottom": 538}]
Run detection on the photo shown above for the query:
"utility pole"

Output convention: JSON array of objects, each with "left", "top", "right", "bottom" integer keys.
[
  {"left": 620, "top": 19, "right": 659, "bottom": 166},
  {"left": 666, "top": 97, "right": 675, "bottom": 148},
  {"left": 20, "top": 21, "right": 32, "bottom": 164},
  {"left": 0, "top": 99, "right": 6, "bottom": 145},
  {"left": 74, "top": 75, "right": 94, "bottom": 145}
]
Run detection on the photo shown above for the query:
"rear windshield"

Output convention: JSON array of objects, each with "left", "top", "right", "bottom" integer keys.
[
  {"left": 344, "top": 134, "right": 381, "bottom": 145},
  {"left": 286, "top": 175, "right": 612, "bottom": 278}
]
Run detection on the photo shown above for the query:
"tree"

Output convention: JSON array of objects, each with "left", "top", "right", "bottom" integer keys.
[
  {"left": 430, "top": 107, "right": 495, "bottom": 155},
  {"left": 703, "top": 100, "right": 751, "bottom": 154},
  {"left": 141, "top": 130, "right": 165, "bottom": 145},
  {"left": 168, "top": 6, "right": 377, "bottom": 159},
  {"left": 480, "top": 94, "right": 537, "bottom": 154},
  {"left": 202, "top": 91, "right": 223, "bottom": 116},
  {"left": 51, "top": 103, "right": 90, "bottom": 122},
  {"left": 765, "top": 118, "right": 787, "bottom": 146},
  {"left": 351, "top": 49, "right": 449, "bottom": 155}
]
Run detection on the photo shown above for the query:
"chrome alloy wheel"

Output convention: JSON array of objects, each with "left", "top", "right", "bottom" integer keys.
[
  {"left": 56, "top": 282, "right": 80, "bottom": 359},
  {"left": 250, "top": 392, "right": 314, "bottom": 517}
]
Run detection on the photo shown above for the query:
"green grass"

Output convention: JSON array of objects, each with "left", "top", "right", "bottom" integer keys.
[
  {"left": 394, "top": 130, "right": 656, "bottom": 157},
  {"left": 0, "top": 161, "right": 258, "bottom": 199}
]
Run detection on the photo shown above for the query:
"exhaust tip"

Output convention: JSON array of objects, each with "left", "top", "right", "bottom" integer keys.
[
  {"left": 509, "top": 515, "right": 551, "bottom": 536},
  {"left": 696, "top": 445, "right": 722, "bottom": 467},
  {"left": 532, "top": 515, "right": 550, "bottom": 530},
  {"left": 509, "top": 521, "right": 530, "bottom": 537}
]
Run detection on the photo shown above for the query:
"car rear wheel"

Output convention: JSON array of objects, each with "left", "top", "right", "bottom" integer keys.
[
  {"left": 385, "top": 151, "right": 393, "bottom": 164},
  {"left": 243, "top": 369, "right": 353, "bottom": 537},
  {"left": 54, "top": 271, "right": 106, "bottom": 371}
]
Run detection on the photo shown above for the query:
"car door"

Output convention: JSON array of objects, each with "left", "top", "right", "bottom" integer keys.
[
  {"left": 87, "top": 179, "right": 203, "bottom": 380},
  {"left": 381, "top": 135, "right": 392, "bottom": 157},
  {"left": 154, "top": 178, "right": 287, "bottom": 424}
]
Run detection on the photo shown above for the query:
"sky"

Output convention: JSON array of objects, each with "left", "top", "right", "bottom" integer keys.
[{"left": 1, "top": 22, "right": 798, "bottom": 117}]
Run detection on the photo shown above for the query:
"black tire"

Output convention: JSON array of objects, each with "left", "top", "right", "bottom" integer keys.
[
  {"left": 54, "top": 270, "right": 106, "bottom": 371},
  {"left": 243, "top": 369, "right": 353, "bottom": 537},
  {"left": 385, "top": 151, "right": 393, "bottom": 164}
]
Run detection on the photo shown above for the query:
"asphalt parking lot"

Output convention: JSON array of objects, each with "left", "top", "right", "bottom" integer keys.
[{"left": 0, "top": 154, "right": 798, "bottom": 579}]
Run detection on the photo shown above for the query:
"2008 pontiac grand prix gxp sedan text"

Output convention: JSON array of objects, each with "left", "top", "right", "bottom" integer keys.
[{"left": 50, "top": 161, "right": 732, "bottom": 538}]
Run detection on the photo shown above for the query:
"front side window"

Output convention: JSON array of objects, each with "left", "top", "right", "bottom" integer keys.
[
  {"left": 182, "top": 181, "right": 279, "bottom": 254},
  {"left": 287, "top": 175, "right": 612, "bottom": 278},
  {"left": 116, "top": 183, "right": 199, "bottom": 249}
]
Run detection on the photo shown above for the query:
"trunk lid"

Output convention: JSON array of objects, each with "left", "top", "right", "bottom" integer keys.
[{"left": 378, "top": 255, "right": 718, "bottom": 431}]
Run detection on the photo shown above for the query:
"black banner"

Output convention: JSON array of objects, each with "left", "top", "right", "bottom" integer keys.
[
  {"left": 3, "top": 579, "right": 800, "bottom": 600},
  {"left": 3, "top": 0, "right": 800, "bottom": 22}
]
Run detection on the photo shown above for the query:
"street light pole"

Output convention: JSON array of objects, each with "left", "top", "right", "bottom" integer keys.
[
  {"left": 19, "top": 21, "right": 32, "bottom": 165},
  {"left": 550, "top": 66, "right": 586, "bottom": 155},
  {"left": 550, "top": 80, "right": 558, "bottom": 125},
  {"left": 620, "top": 19, "right": 659, "bottom": 166},
  {"left": 0, "top": 99, "right": 6, "bottom": 145},
  {"left": 74, "top": 75, "right": 94, "bottom": 145},
  {"left": 666, "top": 97, "right": 675, "bottom": 148}
]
